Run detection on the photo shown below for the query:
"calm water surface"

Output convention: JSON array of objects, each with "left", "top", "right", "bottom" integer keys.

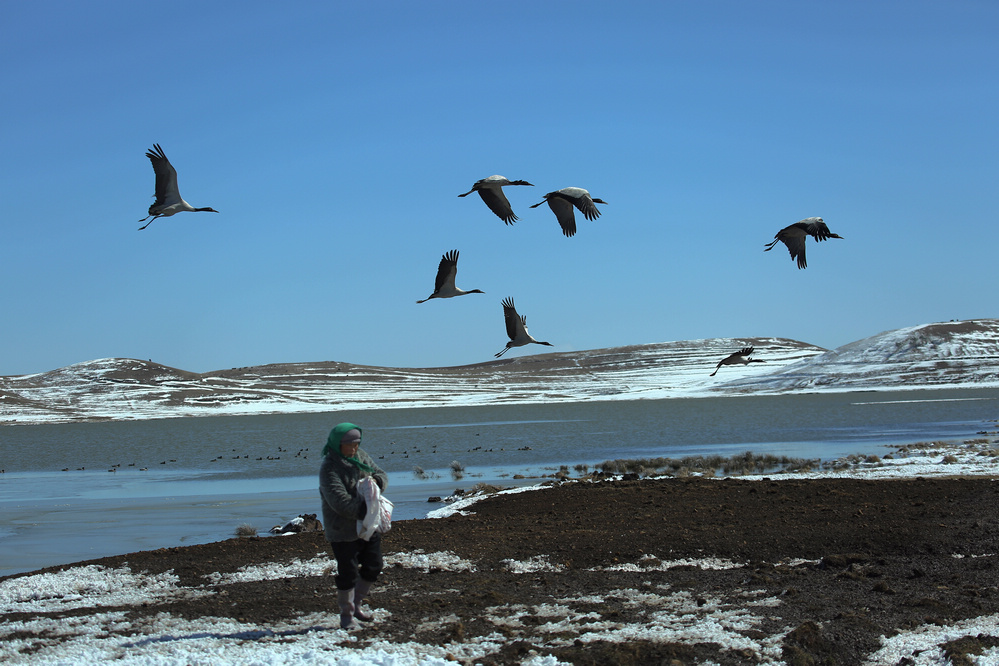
[{"left": 1, "top": 389, "right": 997, "bottom": 577}]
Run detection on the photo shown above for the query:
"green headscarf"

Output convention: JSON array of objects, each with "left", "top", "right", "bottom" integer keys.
[{"left": 323, "top": 422, "right": 375, "bottom": 473}]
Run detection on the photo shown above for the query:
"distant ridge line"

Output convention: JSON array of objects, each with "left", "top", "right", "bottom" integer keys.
[{"left": 2, "top": 320, "right": 998, "bottom": 425}]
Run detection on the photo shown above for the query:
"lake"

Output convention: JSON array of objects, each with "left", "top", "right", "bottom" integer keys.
[{"left": 1, "top": 388, "right": 997, "bottom": 577}]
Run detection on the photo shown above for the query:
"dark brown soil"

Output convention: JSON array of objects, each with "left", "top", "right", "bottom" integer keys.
[{"left": 5, "top": 476, "right": 999, "bottom": 665}]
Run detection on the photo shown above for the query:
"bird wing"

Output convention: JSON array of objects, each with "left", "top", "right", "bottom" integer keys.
[
  {"left": 501, "top": 298, "right": 522, "bottom": 341},
  {"left": 571, "top": 194, "right": 602, "bottom": 221},
  {"left": 478, "top": 188, "right": 518, "bottom": 224},
  {"left": 519, "top": 315, "right": 531, "bottom": 337},
  {"left": 434, "top": 250, "right": 459, "bottom": 293},
  {"left": 146, "top": 144, "right": 181, "bottom": 208},
  {"left": 779, "top": 234, "right": 808, "bottom": 269},
  {"left": 714, "top": 346, "right": 754, "bottom": 371},
  {"left": 546, "top": 196, "right": 577, "bottom": 237},
  {"left": 718, "top": 350, "right": 741, "bottom": 365},
  {"left": 804, "top": 219, "right": 834, "bottom": 242}
]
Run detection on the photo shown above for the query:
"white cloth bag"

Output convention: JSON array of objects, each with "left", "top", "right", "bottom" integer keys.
[{"left": 356, "top": 477, "right": 393, "bottom": 540}]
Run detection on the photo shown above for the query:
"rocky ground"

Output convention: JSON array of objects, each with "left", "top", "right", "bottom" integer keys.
[{"left": 5, "top": 475, "right": 999, "bottom": 664}]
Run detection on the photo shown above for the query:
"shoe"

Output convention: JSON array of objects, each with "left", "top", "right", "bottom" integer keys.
[
  {"left": 353, "top": 578, "right": 375, "bottom": 622},
  {"left": 338, "top": 588, "right": 358, "bottom": 629}
]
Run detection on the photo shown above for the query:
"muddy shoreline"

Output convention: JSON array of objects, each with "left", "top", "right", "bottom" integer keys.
[{"left": 6, "top": 474, "right": 999, "bottom": 664}]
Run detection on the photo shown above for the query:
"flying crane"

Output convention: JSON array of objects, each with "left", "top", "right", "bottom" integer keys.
[
  {"left": 416, "top": 250, "right": 484, "bottom": 303},
  {"left": 458, "top": 175, "right": 533, "bottom": 224},
  {"left": 495, "top": 297, "right": 553, "bottom": 358},
  {"left": 138, "top": 144, "right": 218, "bottom": 230},
  {"left": 764, "top": 217, "right": 843, "bottom": 269},
  {"left": 529, "top": 187, "right": 607, "bottom": 237},
  {"left": 710, "top": 346, "right": 766, "bottom": 377}
]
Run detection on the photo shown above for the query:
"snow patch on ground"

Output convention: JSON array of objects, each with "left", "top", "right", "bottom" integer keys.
[
  {"left": 203, "top": 555, "right": 333, "bottom": 585},
  {"left": 383, "top": 550, "right": 478, "bottom": 573},
  {"left": 0, "top": 565, "right": 206, "bottom": 613},
  {"left": 864, "top": 614, "right": 999, "bottom": 666}
]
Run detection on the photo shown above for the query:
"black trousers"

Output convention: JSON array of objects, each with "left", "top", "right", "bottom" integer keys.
[{"left": 329, "top": 534, "right": 383, "bottom": 590}]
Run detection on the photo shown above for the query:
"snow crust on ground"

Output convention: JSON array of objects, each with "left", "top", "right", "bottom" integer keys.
[{"left": 3, "top": 438, "right": 997, "bottom": 665}]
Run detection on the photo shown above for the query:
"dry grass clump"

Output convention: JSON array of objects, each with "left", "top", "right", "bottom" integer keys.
[
  {"left": 782, "top": 458, "right": 819, "bottom": 473},
  {"left": 468, "top": 482, "right": 503, "bottom": 495},
  {"left": 896, "top": 440, "right": 953, "bottom": 453},
  {"left": 822, "top": 453, "right": 886, "bottom": 471},
  {"left": 592, "top": 451, "right": 820, "bottom": 479},
  {"left": 598, "top": 459, "right": 622, "bottom": 474},
  {"left": 721, "top": 452, "right": 812, "bottom": 475},
  {"left": 234, "top": 523, "right": 257, "bottom": 538},
  {"left": 890, "top": 436, "right": 999, "bottom": 462},
  {"left": 412, "top": 465, "right": 441, "bottom": 480},
  {"left": 892, "top": 440, "right": 955, "bottom": 457}
]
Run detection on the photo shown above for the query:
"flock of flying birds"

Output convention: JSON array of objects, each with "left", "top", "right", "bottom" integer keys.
[
  {"left": 137, "top": 145, "right": 844, "bottom": 372},
  {"left": 438, "top": 175, "right": 609, "bottom": 358}
]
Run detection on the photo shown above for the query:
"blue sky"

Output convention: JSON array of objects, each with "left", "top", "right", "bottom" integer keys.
[{"left": 2, "top": 1, "right": 996, "bottom": 376}]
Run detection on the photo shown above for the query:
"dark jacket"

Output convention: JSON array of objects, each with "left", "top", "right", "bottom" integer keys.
[{"left": 319, "top": 448, "right": 388, "bottom": 543}]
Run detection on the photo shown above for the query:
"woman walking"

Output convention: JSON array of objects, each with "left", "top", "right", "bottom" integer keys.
[{"left": 319, "top": 422, "right": 389, "bottom": 629}]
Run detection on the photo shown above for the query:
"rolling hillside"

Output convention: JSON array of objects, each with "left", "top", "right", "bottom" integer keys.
[{"left": 2, "top": 320, "right": 997, "bottom": 425}]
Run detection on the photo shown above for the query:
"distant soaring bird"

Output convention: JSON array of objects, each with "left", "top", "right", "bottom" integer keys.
[
  {"left": 764, "top": 217, "right": 842, "bottom": 269},
  {"left": 416, "top": 250, "right": 484, "bottom": 303},
  {"left": 495, "top": 297, "right": 552, "bottom": 358},
  {"left": 458, "top": 175, "right": 534, "bottom": 224},
  {"left": 138, "top": 144, "right": 218, "bottom": 230},
  {"left": 529, "top": 187, "right": 607, "bottom": 237},
  {"left": 710, "top": 346, "right": 766, "bottom": 376}
]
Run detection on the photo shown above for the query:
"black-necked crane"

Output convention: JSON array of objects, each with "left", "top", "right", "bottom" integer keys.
[
  {"left": 416, "top": 250, "right": 484, "bottom": 303},
  {"left": 138, "top": 144, "right": 218, "bottom": 230},
  {"left": 710, "top": 346, "right": 765, "bottom": 376},
  {"left": 529, "top": 187, "right": 607, "bottom": 237},
  {"left": 764, "top": 217, "right": 842, "bottom": 269},
  {"left": 494, "top": 297, "right": 552, "bottom": 358},
  {"left": 458, "top": 175, "right": 533, "bottom": 224}
]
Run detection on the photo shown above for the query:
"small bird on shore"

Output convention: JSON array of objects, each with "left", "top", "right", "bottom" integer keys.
[
  {"left": 529, "top": 187, "right": 607, "bottom": 237},
  {"left": 138, "top": 144, "right": 218, "bottom": 230},
  {"left": 416, "top": 250, "right": 484, "bottom": 303},
  {"left": 458, "top": 175, "right": 534, "bottom": 224},
  {"left": 495, "top": 297, "right": 552, "bottom": 358},
  {"left": 764, "top": 217, "right": 842, "bottom": 269},
  {"left": 710, "top": 347, "right": 765, "bottom": 376}
]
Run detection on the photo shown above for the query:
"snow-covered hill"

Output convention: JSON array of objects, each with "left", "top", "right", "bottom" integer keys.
[
  {"left": 720, "top": 319, "right": 999, "bottom": 392},
  {"left": 2, "top": 320, "right": 998, "bottom": 425}
]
